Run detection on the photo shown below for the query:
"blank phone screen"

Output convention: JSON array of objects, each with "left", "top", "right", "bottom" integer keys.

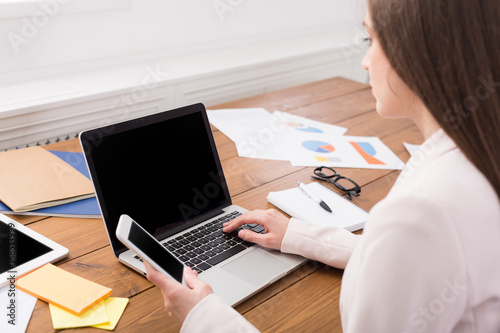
[{"left": 128, "top": 221, "right": 184, "bottom": 282}]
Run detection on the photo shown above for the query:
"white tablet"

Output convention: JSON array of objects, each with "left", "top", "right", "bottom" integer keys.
[
  {"left": 0, "top": 213, "right": 69, "bottom": 287},
  {"left": 116, "top": 214, "right": 185, "bottom": 285}
]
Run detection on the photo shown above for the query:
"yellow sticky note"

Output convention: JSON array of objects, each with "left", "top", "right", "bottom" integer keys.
[
  {"left": 50, "top": 301, "right": 109, "bottom": 329},
  {"left": 16, "top": 264, "right": 112, "bottom": 315},
  {"left": 92, "top": 297, "right": 129, "bottom": 330}
]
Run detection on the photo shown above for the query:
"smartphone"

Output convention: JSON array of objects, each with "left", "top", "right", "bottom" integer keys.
[{"left": 116, "top": 214, "right": 185, "bottom": 285}]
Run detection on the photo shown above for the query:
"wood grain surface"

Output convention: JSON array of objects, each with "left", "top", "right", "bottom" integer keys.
[{"left": 10, "top": 77, "right": 423, "bottom": 332}]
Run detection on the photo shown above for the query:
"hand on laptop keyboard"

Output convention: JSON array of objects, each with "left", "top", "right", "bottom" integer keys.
[
  {"left": 222, "top": 209, "right": 290, "bottom": 252},
  {"left": 146, "top": 211, "right": 266, "bottom": 274}
]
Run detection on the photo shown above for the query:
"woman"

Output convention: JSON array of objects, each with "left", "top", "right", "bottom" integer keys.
[{"left": 146, "top": 0, "right": 500, "bottom": 331}]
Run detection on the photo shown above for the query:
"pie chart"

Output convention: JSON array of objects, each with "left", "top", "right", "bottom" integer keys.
[
  {"left": 302, "top": 140, "right": 335, "bottom": 153},
  {"left": 285, "top": 121, "right": 323, "bottom": 133},
  {"left": 297, "top": 126, "right": 323, "bottom": 133}
]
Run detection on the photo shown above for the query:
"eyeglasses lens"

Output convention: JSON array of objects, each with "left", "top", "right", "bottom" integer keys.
[{"left": 335, "top": 177, "right": 357, "bottom": 189}]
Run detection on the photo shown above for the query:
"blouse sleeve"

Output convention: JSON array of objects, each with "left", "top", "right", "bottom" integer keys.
[
  {"left": 181, "top": 294, "right": 259, "bottom": 333},
  {"left": 280, "top": 218, "right": 361, "bottom": 269},
  {"left": 340, "top": 193, "right": 468, "bottom": 332},
  {"left": 181, "top": 216, "right": 361, "bottom": 331}
]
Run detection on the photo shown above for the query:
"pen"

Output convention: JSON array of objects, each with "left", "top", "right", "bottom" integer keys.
[{"left": 297, "top": 182, "right": 333, "bottom": 213}]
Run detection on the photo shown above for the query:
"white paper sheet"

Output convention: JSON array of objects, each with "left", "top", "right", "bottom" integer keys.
[
  {"left": 207, "top": 108, "right": 294, "bottom": 160},
  {"left": 290, "top": 135, "right": 404, "bottom": 170},
  {"left": 272, "top": 111, "right": 347, "bottom": 137},
  {"left": 403, "top": 142, "right": 421, "bottom": 156},
  {"left": 208, "top": 108, "right": 404, "bottom": 170},
  {"left": 0, "top": 284, "right": 37, "bottom": 333}
]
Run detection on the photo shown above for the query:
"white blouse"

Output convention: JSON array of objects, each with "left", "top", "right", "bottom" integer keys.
[{"left": 181, "top": 129, "right": 500, "bottom": 333}]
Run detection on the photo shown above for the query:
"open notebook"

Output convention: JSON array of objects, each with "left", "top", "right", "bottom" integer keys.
[{"left": 267, "top": 182, "right": 368, "bottom": 231}]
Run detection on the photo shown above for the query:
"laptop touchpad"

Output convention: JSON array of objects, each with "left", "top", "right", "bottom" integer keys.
[{"left": 221, "top": 249, "right": 292, "bottom": 286}]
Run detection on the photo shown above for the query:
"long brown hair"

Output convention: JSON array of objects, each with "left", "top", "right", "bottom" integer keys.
[{"left": 369, "top": 0, "right": 500, "bottom": 199}]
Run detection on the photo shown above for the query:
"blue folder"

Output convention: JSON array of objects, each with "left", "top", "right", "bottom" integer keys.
[{"left": 0, "top": 150, "right": 101, "bottom": 218}]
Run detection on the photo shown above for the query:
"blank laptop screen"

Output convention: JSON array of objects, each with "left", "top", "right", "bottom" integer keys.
[{"left": 81, "top": 104, "right": 231, "bottom": 255}]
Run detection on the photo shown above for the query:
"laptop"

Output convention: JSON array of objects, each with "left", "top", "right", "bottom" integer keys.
[{"left": 79, "top": 103, "right": 306, "bottom": 306}]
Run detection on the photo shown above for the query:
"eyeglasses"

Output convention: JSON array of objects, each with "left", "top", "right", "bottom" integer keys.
[{"left": 311, "top": 166, "right": 361, "bottom": 200}]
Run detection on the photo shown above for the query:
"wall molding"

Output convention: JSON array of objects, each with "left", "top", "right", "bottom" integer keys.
[
  {"left": 0, "top": 0, "right": 130, "bottom": 20},
  {"left": 0, "top": 30, "right": 367, "bottom": 151}
]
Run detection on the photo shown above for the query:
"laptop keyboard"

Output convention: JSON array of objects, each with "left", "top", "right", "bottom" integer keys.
[{"left": 134, "top": 211, "right": 265, "bottom": 274}]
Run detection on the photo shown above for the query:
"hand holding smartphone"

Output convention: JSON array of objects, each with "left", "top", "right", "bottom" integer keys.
[{"left": 116, "top": 214, "right": 186, "bottom": 285}]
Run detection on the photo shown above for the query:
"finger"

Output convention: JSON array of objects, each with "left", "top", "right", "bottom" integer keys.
[
  {"left": 144, "top": 261, "right": 162, "bottom": 282},
  {"left": 183, "top": 267, "right": 208, "bottom": 290},
  {"left": 237, "top": 228, "right": 266, "bottom": 245},
  {"left": 222, "top": 212, "right": 255, "bottom": 231},
  {"left": 143, "top": 261, "right": 155, "bottom": 274},
  {"left": 145, "top": 261, "right": 180, "bottom": 290},
  {"left": 223, "top": 209, "right": 272, "bottom": 232}
]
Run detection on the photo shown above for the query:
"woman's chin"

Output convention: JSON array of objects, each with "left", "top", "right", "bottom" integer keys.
[{"left": 375, "top": 102, "right": 404, "bottom": 119}]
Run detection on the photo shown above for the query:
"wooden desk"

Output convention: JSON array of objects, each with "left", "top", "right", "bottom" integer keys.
[{"left": 13, "top": 77, "right": 423, "bottom": 332}]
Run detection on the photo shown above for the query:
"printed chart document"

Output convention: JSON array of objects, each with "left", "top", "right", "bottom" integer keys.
[
  {"left": 208, "top": 108, "right": 403, "bottom": 170},
  {"left": 0, "top": 146, "right": 95, "bottom": 212},
  {"left": 267, "top": 182, "right": 368, "bottom": 231},
  {"left": 207, "top": 108, "right": 295, "bottom": 160},
  {"left": 290, "top": 135, "right": 405, "bottom": 170},
  {"left": 272, "top": 111, "right": 348, "bottom": 136},
  {"left": 207, "top": 108, "right": 347, "bottom": 161}
]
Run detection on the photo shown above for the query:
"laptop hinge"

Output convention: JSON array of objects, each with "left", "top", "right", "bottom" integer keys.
[
  {"left": 189, "top": 207, "right": 225, "bottom": 225},
  {"left": 156, "top": 206, "right": 227, "bottom": 241}
]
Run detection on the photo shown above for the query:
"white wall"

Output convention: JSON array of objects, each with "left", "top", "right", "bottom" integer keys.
[
  {"left": 0, "top": 0, "right": 369, "bottom": 150},
  {"left": 1, "top": 0, "right": 366, "bottom": 81}
]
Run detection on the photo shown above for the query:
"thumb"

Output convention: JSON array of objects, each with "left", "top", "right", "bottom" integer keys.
[
  {"left": 183, "top": 267, "right": 206, "bottom": 289},
  {"left": 238, "top": 229, "right": 261, "bottom": 245},
  {"left": 145, "top": 262, "right": 178, "bottom": 289}
]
